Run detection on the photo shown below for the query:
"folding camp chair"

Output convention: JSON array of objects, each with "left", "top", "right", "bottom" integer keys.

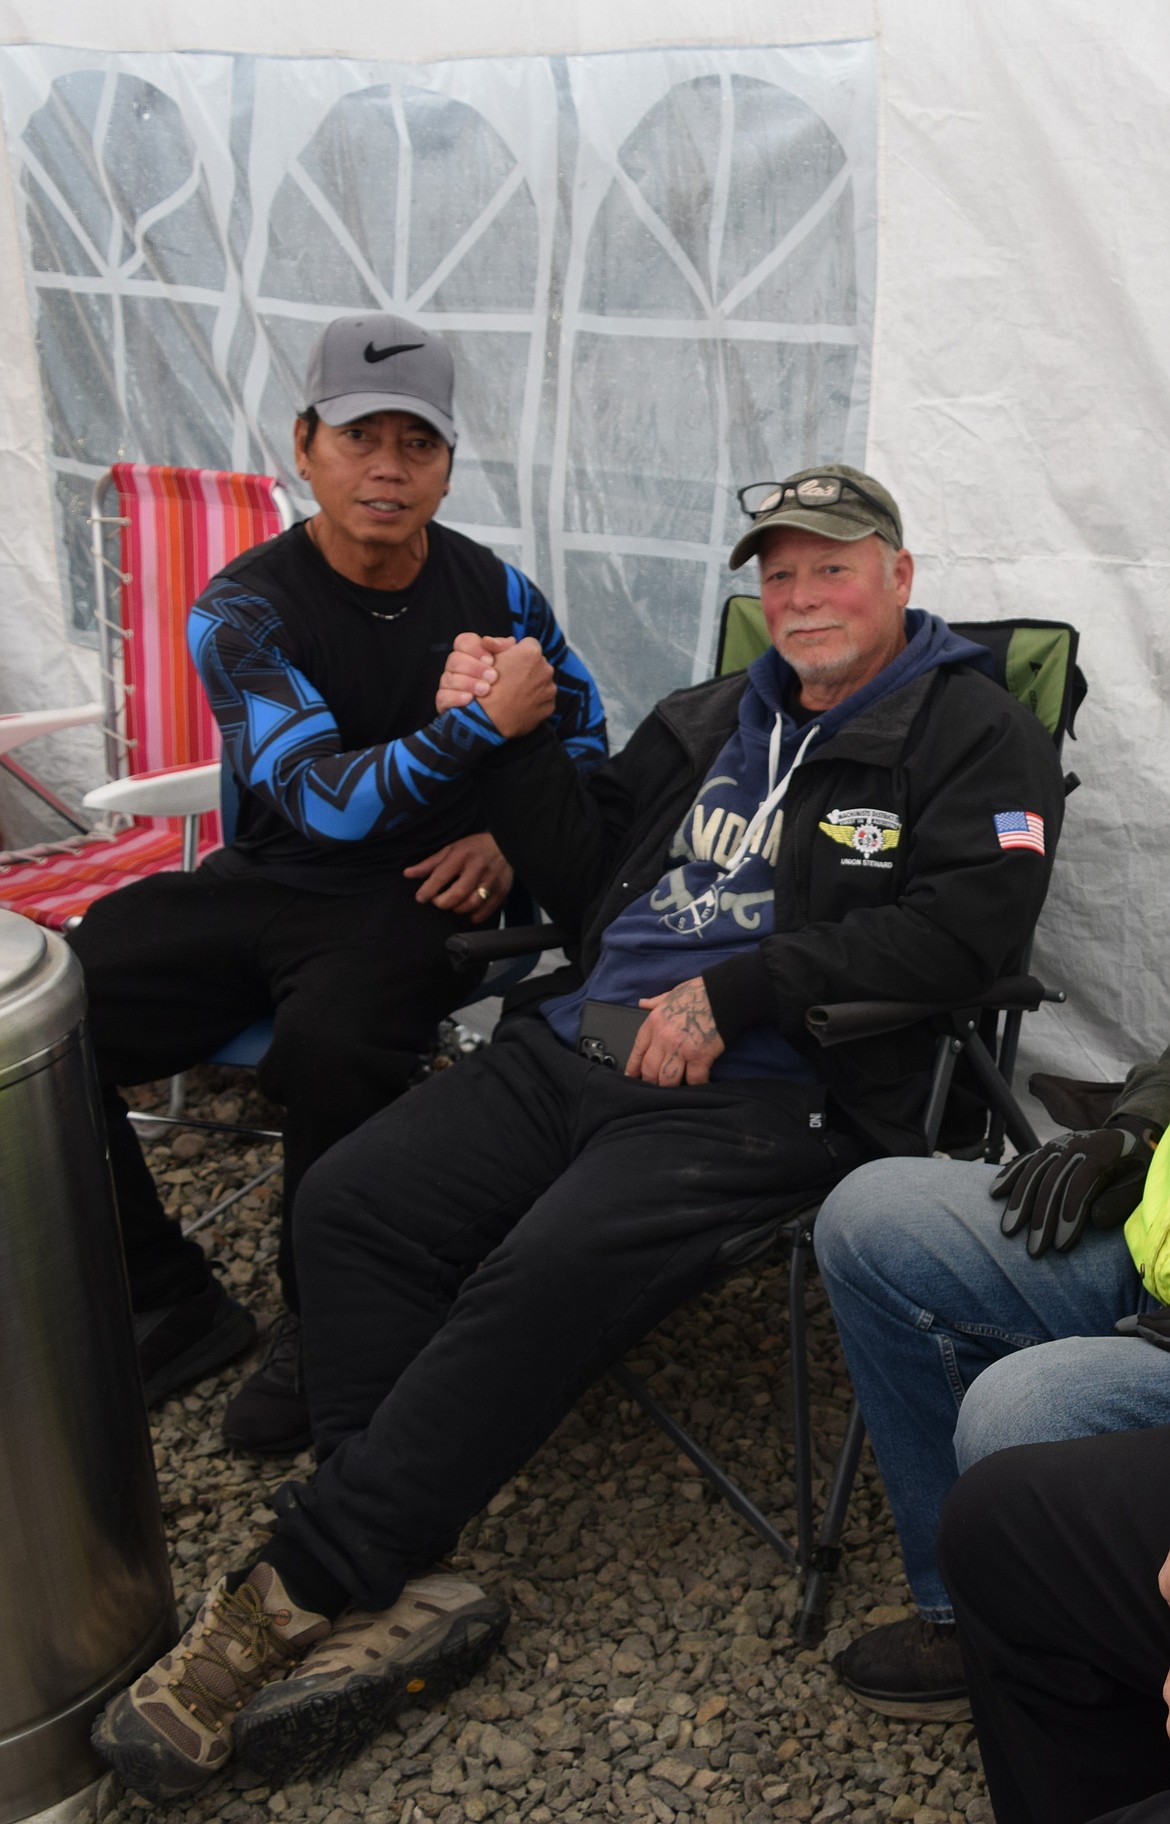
[
  {"left": 448, "top": 597, "right": 1085, "bottom": 1641},
  {"left": 0, "top": 465, "right": 294, "bottom": 929}
]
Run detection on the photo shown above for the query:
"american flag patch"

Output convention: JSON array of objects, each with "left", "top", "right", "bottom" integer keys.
[{"left": 994, "top": 811, "right": 1045, "bottom": 856}]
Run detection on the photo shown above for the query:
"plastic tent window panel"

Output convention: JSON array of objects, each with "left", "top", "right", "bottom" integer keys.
[{"left": 0, "top": 42, "right": 876, "bottom": 745}]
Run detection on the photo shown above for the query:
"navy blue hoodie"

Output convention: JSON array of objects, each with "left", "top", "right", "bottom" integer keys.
[{"left": 543, "top": 610, "right": 993, "bottom": 1078}]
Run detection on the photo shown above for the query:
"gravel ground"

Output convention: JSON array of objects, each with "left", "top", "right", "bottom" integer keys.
[{"left": 99, "top": 1050, "right": 993, "bottom": 1824}]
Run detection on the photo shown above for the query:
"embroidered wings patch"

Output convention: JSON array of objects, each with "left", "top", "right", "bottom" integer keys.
[{"left": 819, "top": 808, "right": 902, "bottom": 859}]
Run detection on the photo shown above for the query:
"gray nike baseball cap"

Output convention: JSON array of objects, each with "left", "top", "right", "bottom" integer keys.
[{"left": 303, "top": 312, "right": 457, "bottom": 446}]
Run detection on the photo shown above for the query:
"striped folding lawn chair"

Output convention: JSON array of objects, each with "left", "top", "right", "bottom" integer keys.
[{"left": 0, "top": 465, "right": 294, "bottom": 929}]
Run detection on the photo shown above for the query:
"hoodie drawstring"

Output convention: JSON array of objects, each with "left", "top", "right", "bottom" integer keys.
[{"left": 715, "top": 715, "right": 820, "bottom": 884}]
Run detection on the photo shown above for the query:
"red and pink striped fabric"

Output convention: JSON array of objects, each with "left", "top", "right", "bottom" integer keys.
[
  {"left": 0, "top": 827, "right": 202, "bottom": 928},
  {"left": 118, "top": 464, "right": 287, "bottom": 784},
  {"left": 0, "top": 465, "right": 288, "bottom": 930}
]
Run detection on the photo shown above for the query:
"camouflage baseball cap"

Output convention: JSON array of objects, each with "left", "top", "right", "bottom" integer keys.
[{"left": 730, "top": 463, "right": 903, "bottom": 570}]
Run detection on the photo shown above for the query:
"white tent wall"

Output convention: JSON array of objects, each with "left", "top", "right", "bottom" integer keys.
[
  {"left": 0, "top": 44, "right": 101, "bottom": 846},
  {"left": 870, "top": 0, "right": 1170, "bottom": 1086},
  {"left": 0, "top": 0, "right": 1166, "bottom": 1101}
]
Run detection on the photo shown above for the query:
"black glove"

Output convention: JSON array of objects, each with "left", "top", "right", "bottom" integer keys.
[{"left": 991, "top": 1114, "right": 1161, "bottom": 1257}]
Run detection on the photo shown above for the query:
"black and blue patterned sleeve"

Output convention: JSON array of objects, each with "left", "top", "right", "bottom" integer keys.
[
  {"left": 189, "top": 583, "right": 508, "bottom": 846},
  {"left": 503, "top": 564, "right": 607, "bottom": 772}
]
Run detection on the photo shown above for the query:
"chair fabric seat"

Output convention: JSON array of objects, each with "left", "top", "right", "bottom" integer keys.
[
  {"left": 210, "top": 1017, "right": 275, "bottom": 1068},
  {"left": 0, "top": 826, "right": 220, "bottom": 929}
]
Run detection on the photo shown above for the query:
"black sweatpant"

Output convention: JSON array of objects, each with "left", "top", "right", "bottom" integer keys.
[
  {"left": 269, "top": 1017, "right": 862, "bottom": 1611},
  {"left": 937, "top": 1426, "right": 1170, "bottom": 1824},
  {"left": 70, "top": 863, "right": 475, "bottom": 1310}
]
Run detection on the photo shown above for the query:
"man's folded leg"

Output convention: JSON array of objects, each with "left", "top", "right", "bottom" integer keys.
[{"left": 954, "top": 1333, "right": 1170, "bottom": 1473}]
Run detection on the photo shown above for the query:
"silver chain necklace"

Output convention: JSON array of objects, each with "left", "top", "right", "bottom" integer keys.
[{"left": 363, "top": 596, "right": 412, "bottom": 623}]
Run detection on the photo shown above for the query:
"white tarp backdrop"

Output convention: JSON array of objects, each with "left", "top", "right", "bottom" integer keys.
[
  {"left": 0, "top": 0, "right": 1167, "bottom": 1112},
  {"left": 0, "top": 40, "right": 875, "bottom": 742}
]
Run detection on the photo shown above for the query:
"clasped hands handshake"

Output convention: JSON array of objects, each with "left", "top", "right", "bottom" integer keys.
[{"left": 436, "top": 631, "right": 557, "bottom": 735}]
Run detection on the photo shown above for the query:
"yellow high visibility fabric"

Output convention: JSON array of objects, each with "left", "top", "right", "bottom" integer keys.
[{"left": 1125, "top": 1127, "right": 1170, "bottom": 1301}]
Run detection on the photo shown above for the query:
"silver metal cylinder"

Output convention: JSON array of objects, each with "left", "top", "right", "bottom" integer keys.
[{"left": 0, "top": 911, "right": 176, "bottom": 1823}]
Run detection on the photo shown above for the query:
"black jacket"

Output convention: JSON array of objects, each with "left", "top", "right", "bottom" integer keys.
[{"left": 482, "top": 660, "right": 1066, "bottom": 1154}]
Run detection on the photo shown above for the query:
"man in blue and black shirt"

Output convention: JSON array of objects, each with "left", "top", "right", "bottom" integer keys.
[{"left": 70, "top": 313, "right": 606, "bottom": 1448}]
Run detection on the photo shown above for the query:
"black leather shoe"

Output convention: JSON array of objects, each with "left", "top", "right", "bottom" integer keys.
[
  {"left": 221, "top": 1309, "right": 311, "bottom": 1454},
  {"left": 134, "top": 1280, "right": 256, "bottom": 1406},
  {"left": 835, "top": 1617, "right": 970, "bottom": 1721}
]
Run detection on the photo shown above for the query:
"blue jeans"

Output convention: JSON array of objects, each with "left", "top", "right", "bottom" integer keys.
[{"left": 814, "top": 1156, "right": 1170, "bottom": 1618}]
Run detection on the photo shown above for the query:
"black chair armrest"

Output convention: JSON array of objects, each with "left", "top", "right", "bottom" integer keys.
[
  {"left": 446, "top": 924, "right": 569, "bottom": 973},
  {"left": 806, "top": 974, "right": 1065, "bottom": 1047}
]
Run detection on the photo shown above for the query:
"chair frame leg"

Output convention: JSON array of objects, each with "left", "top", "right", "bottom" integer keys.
[
  {"left": 959, "top": 1025, "right": 1040, "bottom": 1154},
  {"left": 787, "top": 1221, "right": 815, "bottom": 1575},
  {"left": 610, "top": 1362, "right": 798, "bottom": 1567},
  {"left": 182, "top": 1159, "right": 282, "bottom": 1236},
  {"left": 795, "top": 1398, "right": 866, "bottom": 1645},
  {"left": 608, "top": 1204, "right": 873, "bottom": 1645},
  {"left": 128, "top": 1109, "right": 281, "bottom": 1140},
  {"left": 166, "top": 1070, "right": 188, "bottom": 1119},
  {"left": 610, "top": 1210, "right": 853, "bottom": 1632},
  {"left": 0, "top": 754, "right": 91, "bottom": 834}
]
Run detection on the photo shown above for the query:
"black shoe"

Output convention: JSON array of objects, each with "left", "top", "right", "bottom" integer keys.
[
  {"left": 134, "top": 1280, "right": 256, "bottom": 1407},
  {"left": 221, "top": 1310, "right": 311, "bottom": 1454},
  {"left": 835, "top": 1617, "right": 971, "bottom": 1721}
]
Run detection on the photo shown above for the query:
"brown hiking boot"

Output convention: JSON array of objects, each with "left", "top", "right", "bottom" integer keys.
[
  {"left": 91, "top": 1563, "right": 330, "bottom": 1801},
  {"left": 234, "top": 1572, "right": 510, "bottom": 1781}
]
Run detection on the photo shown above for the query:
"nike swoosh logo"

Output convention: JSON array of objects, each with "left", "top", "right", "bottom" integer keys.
[{"left": 364, "top": 340, "right": 425, "bottom": 363}]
